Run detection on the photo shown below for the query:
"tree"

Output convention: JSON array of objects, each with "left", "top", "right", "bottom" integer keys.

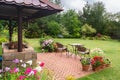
[
  {"left": 81, "top": 24, "right": 96, "bottom": 37},
  {"left": 45, "top": 21, "right": 61, "bottom": 37},
  {"left": 81, "top": 2, "right": 106, "bottom": 33},
  {"left": 62, "top": 10, "right": 81, "bottom": 37},
  {"left": 103, "top": 12, "right": 120, "bottom": 39}
]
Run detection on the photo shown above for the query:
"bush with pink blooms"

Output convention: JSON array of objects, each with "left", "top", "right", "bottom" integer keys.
[
  {"left": 0, "top": 59, "right": 53, "bottom": 80},
  {"left": 39, "top": 36, "right": 55, "bottom": 52}
]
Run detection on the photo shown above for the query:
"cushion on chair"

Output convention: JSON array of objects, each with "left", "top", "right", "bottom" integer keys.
[
  {"left": 54, "top": 42, "right": 67, "bottom": 52},
  {"left": 77, "top": 46, "right": 90, "bottom": 55}
]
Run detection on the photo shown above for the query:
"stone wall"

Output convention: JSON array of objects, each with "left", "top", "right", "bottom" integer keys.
[{"left": 2, "top": 43, "right": 37, "bottom": 68}]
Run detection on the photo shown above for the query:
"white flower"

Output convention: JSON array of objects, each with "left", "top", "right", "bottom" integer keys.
[
  {"left": 34, "top": 66, "right": 42, "bottom": 72},
  {"left": 21, "top": 63, "right": 27, "bottom": 68},
  {"left": 20, "top": 60, "right": 23, "bottom": 63},
  {"left": 26, "top": 60, "right": 32, "bottom": 65}
]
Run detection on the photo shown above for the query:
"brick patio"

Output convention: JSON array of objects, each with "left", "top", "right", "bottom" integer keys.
[{"left": 37, "top": 53, "right": 92, "bottom": 80}]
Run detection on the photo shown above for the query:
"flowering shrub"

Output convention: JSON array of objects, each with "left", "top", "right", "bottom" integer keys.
[
  {"left": 91, "top": 56, "right": 104, "bottom": 68},
  {"left": 39, "top": 36, "right": 55, "bottom": 52},
  {"left": 41, "top": 39, "right": 54, "bottom": 52},
  {"left": 0, "top": 59, "right": 53, "bottom": 80},
  {"left": 90, "top": 48, "right": 104, "bottom": 57}
]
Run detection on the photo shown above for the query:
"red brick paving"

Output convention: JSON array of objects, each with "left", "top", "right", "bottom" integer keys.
[{"left": 37, "top": 53, "right": 92, "bottom": 80}]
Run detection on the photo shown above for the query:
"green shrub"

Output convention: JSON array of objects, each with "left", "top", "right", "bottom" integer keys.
[
  {"left": 25, "top": 23, "right": 41, "bottom": 38},
  {"left": 0, "top": 29, "right": 9, "bottom": 39},
  {"left": 86, "top": 37, "right": 96, "bottom": 40},
  {"left": 95, "top": 35, "right": 111, "bottom": 40},
  {"left": 39, "top": 36, "right": 52, "bottom": 45},
  {"left": 81, "top": 24, "right": 96, "bottom": 37},
  {"left": 45, "top": 21, "right": 61, "bottom": 37},
  {"left": 0, "top": 37, "right": 8, "bottom": 44}
]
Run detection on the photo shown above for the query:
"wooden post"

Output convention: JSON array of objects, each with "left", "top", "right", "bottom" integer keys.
[
  {"left": 9, "top": 20, "right": 12, "bottom": 43},
  {"left": 17, "top": 8, "right": 23, "bottom": 52}
]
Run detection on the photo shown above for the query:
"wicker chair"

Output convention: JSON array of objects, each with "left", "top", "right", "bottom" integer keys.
[
  {"left": 76, "top": 46, "right": 90, "bottom": 56},
  {"left": 54, "top": 42, "right": 69, "bottom": 56}
]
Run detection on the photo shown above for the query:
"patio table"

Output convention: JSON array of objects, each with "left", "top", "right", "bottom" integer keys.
[{"left": 69, "top": 43, "right": 84, "bottom": 55}]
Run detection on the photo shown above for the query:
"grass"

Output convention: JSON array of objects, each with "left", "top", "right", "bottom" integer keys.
[
  {"left": 0, "top": 38, "right": 120, "bottom": 80},
  {"left": 0, "top": 45, "right": 2, "bottom": 55}
]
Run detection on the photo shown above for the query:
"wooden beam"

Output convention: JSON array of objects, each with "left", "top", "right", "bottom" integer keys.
[
  {"left": 9, "top": 20, "right": 12, "bottom": 43},
  {"left": 17, "top": 8, "right": 23, "bottom": 52}
]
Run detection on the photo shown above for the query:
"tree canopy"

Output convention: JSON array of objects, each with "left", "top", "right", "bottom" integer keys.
[{"left": 0, "top": 1, "right": 120, "bottom": 39}]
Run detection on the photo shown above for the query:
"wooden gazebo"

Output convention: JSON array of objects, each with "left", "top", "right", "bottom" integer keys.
[{"left": 0, "top": 0, "right": 63, "bottom": 52}]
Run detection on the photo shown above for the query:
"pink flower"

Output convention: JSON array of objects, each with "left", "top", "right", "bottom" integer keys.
[
  {"left": 5, "top": 67, "right": 10, "bottom": 72},
  {"left": 10, "top": 68, "right": 19, "bottom": 73},
  {"left": 28, "top": 71, "right": 34, "bottom": 76},
  {"left": 17, "top": 75, "right": 26, "bottom": 80},
  {"left": 13, "top": 59, "right": 19, "bottom": 63},
  {"left": 24, "top": 68, "right": 32, "bottom": 75},
  {"left": 39, "top": 62, "right": 44, "bottom": 67},
  {"left": 33, "top": 70, "right": 37, "bottom": 75},
  {"left": 0, "top": 69, "right": 3, "bottom": 73}
]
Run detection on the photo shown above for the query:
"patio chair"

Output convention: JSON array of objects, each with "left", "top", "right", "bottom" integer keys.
[
  {"left": 76, "top": 46, "right": 90, "bottom": 57},
  {"left": 54, "top": 42, "right": 69, "bottom": 57}
]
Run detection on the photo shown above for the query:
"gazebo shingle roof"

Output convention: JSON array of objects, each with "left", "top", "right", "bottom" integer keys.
[
  {"left": 0, "top": 0, "right": 63, "bottom": 20},
  {"left": 0, "top": 0, "right": 62, "bottom": 10}
]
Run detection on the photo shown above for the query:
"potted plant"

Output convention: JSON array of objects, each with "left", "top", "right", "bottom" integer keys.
[
  {"left": 80, "top": 57, "right": 91, "bottom": 71},
  {"left": 91, "top": 56, "right": 104, "bottom": 71},
  {"left": 103, "top": 58, "right": 111, "bottom": 67}
]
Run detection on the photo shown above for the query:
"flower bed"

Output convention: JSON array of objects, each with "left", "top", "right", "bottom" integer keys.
[{"left": 0, "top": 59, "right": 54, "bottom": 80}]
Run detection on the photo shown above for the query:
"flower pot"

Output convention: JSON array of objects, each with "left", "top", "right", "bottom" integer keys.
[
  {"left": 82, "top": 65, "right": 90, "bottom": 71},
  {"left": 104, "top": 64, "right": 110, "bottom": 67},
  {"left": 92, "top": 65, "right": 103, "bottom": 71}
]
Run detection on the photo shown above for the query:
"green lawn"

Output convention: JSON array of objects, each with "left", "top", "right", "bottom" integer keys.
[{"left": 0, "top": 38, "right": 120, "bottom": 80}]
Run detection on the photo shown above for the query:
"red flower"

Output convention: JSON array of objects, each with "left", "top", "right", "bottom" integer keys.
[
  {"left": 93, "top": 56, "right": 103, "bottom": 61},
  {"left": 91, "top": 56, "right": 104, "bottom": 67},
  {"left": 91, "top": 59, "right": 95, "bottom": 65},
  {"left": 40, "top": 62, "right": 44, "bottom": 67}
]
